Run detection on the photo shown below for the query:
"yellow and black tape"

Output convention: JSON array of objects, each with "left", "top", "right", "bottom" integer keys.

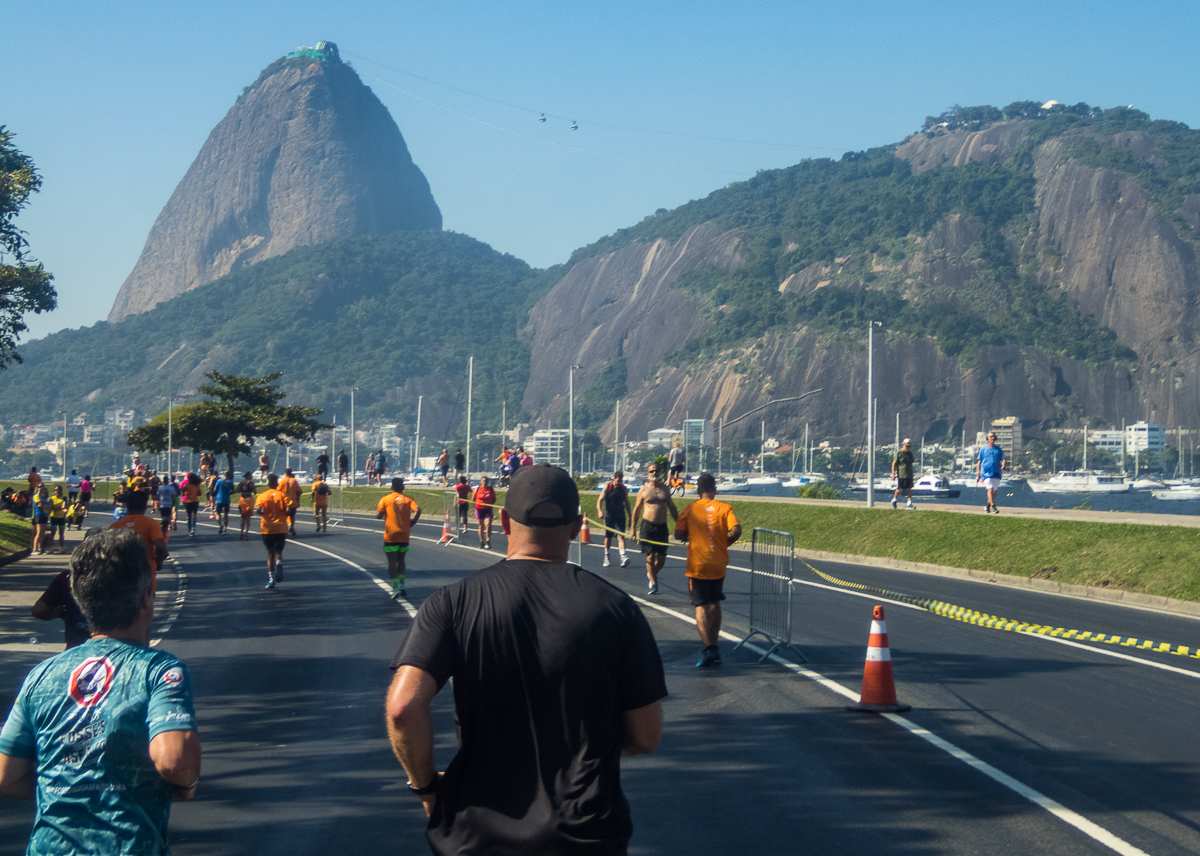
[{"left": 801, "top": 559, "right": 1200, "bottom": 659}]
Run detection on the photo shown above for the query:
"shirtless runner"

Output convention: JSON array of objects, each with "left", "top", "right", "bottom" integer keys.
[
  {"left": 259, "top": 450, "right": 271, "bottom": 483},
  {"left": 629, "top": 463, "right": 678, "bottom": 594}
]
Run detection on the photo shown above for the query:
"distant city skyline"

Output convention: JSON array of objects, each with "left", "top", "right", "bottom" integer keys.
[{"left": 7, "top": 0, "right": 1200, "bottom": 341}]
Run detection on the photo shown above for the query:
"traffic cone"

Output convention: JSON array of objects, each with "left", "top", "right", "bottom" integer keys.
[
  {"left": 846, "top": 605, "right": 911, "bottom": 713},
  {"left": 580, "top": 515, "right": 593, "bottom": 544},
  {"left": 438, "top": 510, "right": 455, "bottom": 545}
]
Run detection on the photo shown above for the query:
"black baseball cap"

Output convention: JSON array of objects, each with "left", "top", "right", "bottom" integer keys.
[{"left": 504, "top": 464, "right": 579, "bottom": 527}]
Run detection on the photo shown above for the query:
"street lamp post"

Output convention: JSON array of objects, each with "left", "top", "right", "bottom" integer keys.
[
  {"left": 569, "top": 365, "right": 581, "bottom": 475},
  {"left": 61, "top": 411, "right": 67, "bottom": 479},
  {"left": 866, "top": 321, "right": 882, "bottom": 508},
  {"left": 466, "top": 356, "right": 473, "bottom": 484},
  {"left": 350, "top": 387, "right": 359, "bottom": 487}
]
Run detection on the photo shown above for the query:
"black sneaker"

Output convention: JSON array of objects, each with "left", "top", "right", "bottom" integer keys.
[
  {"left": 274, "top": 562, "right": 283, "bottom": 581},
  {"left": 696, "top": 646, "right": 720, "bottom": 668}
]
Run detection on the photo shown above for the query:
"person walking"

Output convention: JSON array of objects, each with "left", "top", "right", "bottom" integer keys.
[
  {"left": 212, "top": 470, "right": 234, "bottom": 534},
  {"left": 311, "top": 473, "right": 331, "bottom": 532},
  {"left": 453, "top": 476, "right": 471, "bottom": 534},
  {"left": 181, "top": 473, "right": 202, "bottom": 536},
  {"left": 258, "top": 450, "right": 271, "bottom": 483},
  {"left": 30, "top": 486, "right": 50, "bottom": 554},
  {"left": 47, "top": 486, "right": 68, "bottom": 554},
  {"left": 978, "top": 431, "right": 1006, "bottom": 513},
  {"left": 66, "top": 469, "right": 82, "bottom": 505},
  {"left": 472, "top": 475, "right": 496, "bottom": 549},
  {"left": 453, "top": 448, "right": 465, "bottom": 482},
  {"left": 316, "top": 449, "right": 331, "bottom": 482},
  {"left": 277, "top": 468, "right": 303, "bottom": 536},
  {"left": 385, "top": 463, "right": 665, "bottom": 855},
  {"left": 255, "top": 474, "right": 290, "bottom": 588},
  {"left": 0, "top": 529, "right": 201, "bottom": 853},
  {"left": 377, "top": 477, "right": 421, "bottom": 599},
  {"left": 337, "top": 448, "right": 350, "bottom": 486},
  {"left": 157, "top": 476, "right": 178, "bottom": 534},
  {"left": 437, "top": 449, "right": 450, "bottom": 487},
  {"left": 237, "top": 473, "right": 256, "bottom": 541},
  {"left": 78, "top": 474, "right": 93, "bottom": 519},
  {"left": 629, "top": 463, "right": 678, "bottom": 594},
  {"left": 596, "top": 470, "right": 632, "bottom": 568},
  {"left": 674, "top": 472, "right": 742, "bottom": 667},
  {"left": 891, "top": 438, "right": 916, "bottom": 510}
]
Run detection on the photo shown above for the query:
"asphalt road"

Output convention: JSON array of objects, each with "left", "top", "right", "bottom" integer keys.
[{"left": 3, "top": 506, "right": 1199, "bottom": 855}]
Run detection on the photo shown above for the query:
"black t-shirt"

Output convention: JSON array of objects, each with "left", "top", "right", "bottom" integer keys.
[
  {"left": 392, "top": 560, "right": 667, "bottom": 855},
  {"left": 317, "top": 454, "right": 330, "bottom": 469},
  {"left": 42, "top": 570, "right": 89, "bottom": 648},
  {"left": 454, "top": 452, "right": 465, "bottom": 470},
  {"left": 602, "top": 482, "right": 629, "bottom": 520},
  {"left": 337, "top": 453, "right": 349, "bottom": 470}
]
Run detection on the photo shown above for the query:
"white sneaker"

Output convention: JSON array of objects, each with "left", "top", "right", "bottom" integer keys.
[
  {"left": 906, "top": 503, "right": 915, "bottom": 510},
  {"left": 602, "top": 555, "right": 611, "bottom": 567},
  {"left": 620, "top": 554, "right": 630, "bottom": 568}
]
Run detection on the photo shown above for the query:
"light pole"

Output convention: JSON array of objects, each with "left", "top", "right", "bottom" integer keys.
[
  {"left": 466, "top": 356, "right": 473, "bottom": 484},
  {"left": 415, "top": 395, "right": 422, "bottom": 473},
  {"left": 60, "top": 411, "right": 67, "bottom": 479},
  {"left": 569, "top": 365, "right": 581, "bottom": 475},
  {"left": 350, "top": 387, "right": 358, "bottom": 487},
  {"left": 866, "top": 321, "right": 882, "bottom": 507}
]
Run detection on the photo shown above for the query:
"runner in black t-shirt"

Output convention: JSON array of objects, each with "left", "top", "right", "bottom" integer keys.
[
  {"left": 596, "top": 470, "right": 632, "bottom": 569},
  {"left": 386, "top": 464, "right": 666, "bottom": 854}
]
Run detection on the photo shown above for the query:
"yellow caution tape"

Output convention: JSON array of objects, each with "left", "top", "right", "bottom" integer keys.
[{"left": 801, "top": 559, "right": 1200, "bottom": 659}]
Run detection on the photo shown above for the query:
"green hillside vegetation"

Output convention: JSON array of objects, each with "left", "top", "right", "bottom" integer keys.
[
  {"left": 573, "top": 102, "right": 1200, "bottom": 370},
  {"left": 0, "top": 231, "right": 561, "bottom": 427}
]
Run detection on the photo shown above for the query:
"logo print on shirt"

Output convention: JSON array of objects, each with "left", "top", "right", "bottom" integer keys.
[
  {"left": 162, "top": 668, "right": 183, "bottom": 685},
  {"left": 68, "top": 658, "right": 115, "bottom": 707}
]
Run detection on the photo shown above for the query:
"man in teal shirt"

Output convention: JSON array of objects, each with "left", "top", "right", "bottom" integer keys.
[{"left": 0, "top": 529, "right": 201, "bottom": 854}]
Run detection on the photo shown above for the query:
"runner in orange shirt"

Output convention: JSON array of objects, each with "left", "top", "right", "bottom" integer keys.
[
  {"left": 181, "top": 473, "right": 203, "bottom": 536},
  {"left": 237, "top": 472, "right": 256, "bottom": 541},
  {"left": 311, "top": 473, "right": 331, "bottom": 532},
  {"left": 376, "top": 477, "right": 421, "bottom": 600},
  {"left": 674, "top": 472, "right": 742, "bottom": 668},
  {"left": 277, "top": 468, "right": 303, "bottom": 536},
  {"left": 255, "top": 474, "right": 290, "bottom": 589},
  {"left": 108, "top": 489, "right": 168, "bottom": 592}
]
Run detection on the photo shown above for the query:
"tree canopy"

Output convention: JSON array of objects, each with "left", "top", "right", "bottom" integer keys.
[
  {"left": 127, "top": 371, "right": 329, "bottom": 473},
  {"left": 0, "top": 126, "right": 57, "bottom": 369}
]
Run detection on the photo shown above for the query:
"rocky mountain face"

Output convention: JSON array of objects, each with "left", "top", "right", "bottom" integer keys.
[
  {"left": 108, "top": 43, "right": 441, "bottom": 321},
  {"left": 524, "top": 118, "right": 1200, "bottom": 445}
]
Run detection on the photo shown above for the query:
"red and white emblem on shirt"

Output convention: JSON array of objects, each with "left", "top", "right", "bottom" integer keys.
[{"left": 68, "top": 657, "right": 115, "bottom": 707}]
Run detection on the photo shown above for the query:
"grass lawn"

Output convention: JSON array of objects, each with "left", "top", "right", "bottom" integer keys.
[{"left": 0, "top": 512, "right": 31, "bottom": 555}]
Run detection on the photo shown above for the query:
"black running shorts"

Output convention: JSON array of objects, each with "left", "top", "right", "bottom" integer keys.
[
  {"left": 896, "top": 477, "right": 914, "bottom": 490},
  {"left": 688, "top": 576, "right": 726, "bottom": 606},
  {"left": 184, "top": 501, "right": 199, "bottom": 515},
  {"left": 262, "top": 532, "right": 287, "bottom": 553},
  {"left": 639, "top": 520, "right": 669, "bottom": 555},
  {"left": 604, "top": 516, "right": 626, "bottom": 535}
]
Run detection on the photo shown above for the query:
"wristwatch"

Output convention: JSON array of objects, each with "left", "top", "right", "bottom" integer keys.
[{"left": 408, "top": 775, "right": 440, "bottom": 795}]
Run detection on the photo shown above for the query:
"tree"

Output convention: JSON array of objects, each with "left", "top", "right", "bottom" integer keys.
[
  {"left": 0, "top": 127, "right": 57, "bottom": 368},
  {"left": 128, "top": 372, "right": 330, "bottom": 474}
]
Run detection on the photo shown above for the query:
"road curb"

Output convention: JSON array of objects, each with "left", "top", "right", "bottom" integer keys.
[{"left": 793, "top": 548, "right": 1200, "bottom": 621}]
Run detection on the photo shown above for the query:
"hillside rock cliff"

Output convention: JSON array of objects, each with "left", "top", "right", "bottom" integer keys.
[
  {"left": 525, "top": 117, "right": 1200, "bottom": 444},
  {"left": 108, "top": 43, "right": 441, "bottom": 321}
]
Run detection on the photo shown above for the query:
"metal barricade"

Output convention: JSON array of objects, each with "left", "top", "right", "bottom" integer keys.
[
  {"left": 735, "top": 528, "right": 803, "bottom": 662},
  {"left": 444, "top": 489, "right": 465, "bottom": 540}
]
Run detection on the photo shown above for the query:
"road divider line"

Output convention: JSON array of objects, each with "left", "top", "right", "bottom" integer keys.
[
  {"left": 150, "top": 557, "right": 187, "bottom": 648},
  {"left": 629, "top": 595, "right": 1150, "bottom": 856},
  {"left": 801, "top": 560, "right": 1200, "bottom": 674},
  {"left": 285, "top": 539, "right": 418, "bottom": 618}
]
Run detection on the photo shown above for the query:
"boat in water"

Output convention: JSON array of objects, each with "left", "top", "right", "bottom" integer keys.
[
  {"left": 852, "top": 473, "right": 961, "bottom": 498},
  {"left": 715, "top": 478, "right": 752, "bottom": 494},
  {"left": 745, "top": 476, "right": 781, "bottom": 486},
  {"left": 782, "top": 473, "right": 827, "bottom": 488},
  {"left": 1127, "top": 477, "right": 1164, "bottom": 491},
  {"left": 1026, "top": 472, "right": 1129, "bottom": 494},
  {"left": 1152, "top": 484, "right": 1200, "bottom": 500},
  {"left": 949, "top": 476, "right": 1011, "bottom": 489}
]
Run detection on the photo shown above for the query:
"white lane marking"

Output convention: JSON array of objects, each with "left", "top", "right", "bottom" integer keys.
[
  {"left": 150, "top": 558, "right": 188, "bottom": 648},
  {"left": 1012, "top": 630, "right": 1200, "bottom": 680},
  {"left": 629, "top": 595, "right": 1150, "bottom": 856},
  {"left": 284, "top": 539, "right": 418, "bottom": 618}
]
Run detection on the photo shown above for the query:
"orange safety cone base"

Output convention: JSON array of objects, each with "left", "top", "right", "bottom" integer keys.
[{"left": 846, "top": 604, "right": 910, "bottom": 714}]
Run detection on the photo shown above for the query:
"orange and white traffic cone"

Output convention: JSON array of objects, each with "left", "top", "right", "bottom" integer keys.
[
  {"left": 580, "top": 516, "right": 593, "bottom": 544},
  {"left": 846, "top": 605, "right": 911, "bottom": 713},
  {"left": 438, "top": 510, "right": 455, "bottom": 545}
]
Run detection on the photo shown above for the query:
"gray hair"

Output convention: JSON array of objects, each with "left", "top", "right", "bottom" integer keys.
[{"left": 69, "top": 529, "right": 153, "bottom": 633}]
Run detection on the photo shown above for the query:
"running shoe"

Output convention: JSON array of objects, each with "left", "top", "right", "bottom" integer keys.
[
  {"left": 697, "top": 646, "right": 720, "bottom": 668},
  {"left": 603, "top": 555, "right": 611, "bottom": 568},
  {"left": 265, "top": 576, "right": 275, "bottom": 589},
  {"left": 399, "top": 587, "right": 407, "bottom": 597},
  {"left": 648, "top": 582, "right": 658, "bottom": 595},
  {"left": 485, "top": 540, "right": 491, "bottom": 550},
  {"left": 892, "top": 498, "right": 898, "bottom": 509},
  {"left": 620, "top": 555, "right": 630, "bottom": 568},
  {"left": 390, "top": 586, "right": 402, "bottom": 601},
  {"left": 274, "top": 562, "right": 283, "bottom": 581},
  {"left": 906, "top": 503, "right": 915, "bottom": 510}
]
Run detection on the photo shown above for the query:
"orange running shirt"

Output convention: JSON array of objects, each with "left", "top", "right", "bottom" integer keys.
[
  {"left": 277, "top": 476, "right": 301, "bottom": 508},
  {"left": 182, "top": 482, "right": 201, "bottom": 503},
  {"left": 311, "top": 481, "right": 329, "bottom": 507},
  {"left": 255, "top": 488, "right": 290, "bottom": 534},
  {"left": 238, "top": 495, "right": 255, "bottom": 517},
  {"left": 675, "top": 498, "right": 740, "bottom": 580},
  {"left": 377, "top": 491, "right": 419, "bottom": 544},
  {"left": 108, "top": 513, "right": 165, "bottom": 583}
]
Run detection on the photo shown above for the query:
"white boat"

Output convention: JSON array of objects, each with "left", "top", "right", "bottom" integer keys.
[
  {"left": 745, "top": 476, "right": 781, "bottom": 486},
  {"left": 1026, "top": 472, "right": 1129, "bottom": 494},
  {"left": 852, "top": 473, "right": 960, "bottom": 498},
  {"left": 950, "top": 477, "right": 1010, "bottom": 489},
  {"left": 715, "top": 479, "right": 751, "bottom": 494},
  {"left": 1127, "top": 478, "right": 1163, "bottom": 491},
  {"left": 1152, "top": 485, "right": 1200, "bottom": 500},
  {"left": 782, "top": 473, "right": 827, "bottom": 488}
]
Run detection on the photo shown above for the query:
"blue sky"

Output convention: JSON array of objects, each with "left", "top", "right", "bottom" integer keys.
[{"left": 4, "top": 0, "right": 1199, "bottom": 340}]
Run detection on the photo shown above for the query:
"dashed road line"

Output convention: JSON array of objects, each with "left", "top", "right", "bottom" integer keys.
[
  {"left": 630, "top": 595, "right": 1151, "bottom": 856},
  {"left": 150, "top": 557, "right": 188, "bottom": 648}
]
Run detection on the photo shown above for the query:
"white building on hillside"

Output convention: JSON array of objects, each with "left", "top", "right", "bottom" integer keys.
[
  {"left": 647, "top": 428, "right": 677, "bottom": 446},
  {"left": 533, "top": 429, "right": 570, "bottom": 467}
]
